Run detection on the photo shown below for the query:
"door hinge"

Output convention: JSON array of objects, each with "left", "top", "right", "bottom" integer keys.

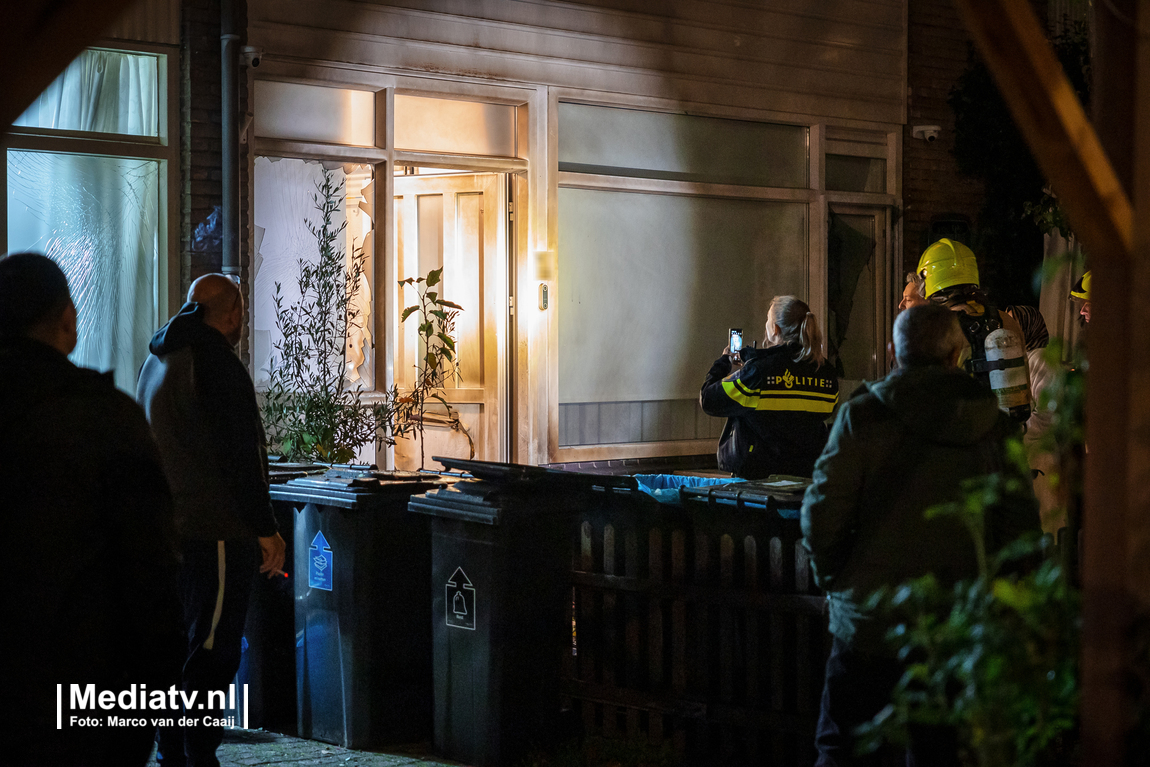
[{"left": 509, "top": 295, "right": 515, "bottom": 316}]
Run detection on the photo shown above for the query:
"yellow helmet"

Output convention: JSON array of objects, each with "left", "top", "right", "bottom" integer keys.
[
  {"left": 1070, "top": 271, "right": 1091, "bottom": 301},
  {"left": 917, "top": 239, "right": 980, "bottom": 298}
]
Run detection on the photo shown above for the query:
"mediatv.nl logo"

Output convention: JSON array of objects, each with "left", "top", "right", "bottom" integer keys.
[{"left": 57, "top": 684, "right": 249, "bottom": 729}]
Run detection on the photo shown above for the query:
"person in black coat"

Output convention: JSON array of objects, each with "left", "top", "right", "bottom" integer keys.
[
  {"left": 0, "top": 253, "right": 183, "bottom": 767},
  {"left": 137, "top": 274, "right": 285, "bottom": 767},
  {"left": 701, "top": 295, "right": 839, "bottom": 479}
]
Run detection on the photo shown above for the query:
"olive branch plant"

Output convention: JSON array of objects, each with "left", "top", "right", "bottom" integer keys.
[
  {"left": 260, "top": 168, "right": 472, "bottom": 468},
  {"left": 400, "top": 269, "right": 476, "bottom": 469}
]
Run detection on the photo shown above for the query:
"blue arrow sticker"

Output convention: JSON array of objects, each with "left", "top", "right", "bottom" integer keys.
[{"left": 309, "top": 530, "right": 333, "bottom": 592}]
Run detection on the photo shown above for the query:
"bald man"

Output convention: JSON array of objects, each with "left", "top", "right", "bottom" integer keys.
[{"left": 137, "top": 274, "right": 285, "bottom": 767}]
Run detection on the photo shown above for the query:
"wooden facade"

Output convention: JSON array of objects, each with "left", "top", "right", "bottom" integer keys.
[{"left": 246, "top": 0, "right": 909, "bottom": 467}]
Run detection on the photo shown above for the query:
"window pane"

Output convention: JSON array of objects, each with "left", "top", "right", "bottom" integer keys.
[
  {"left": 825, "top": 154, "right": 886, "bottom": 193},
  {"left": 558, "top": 187, "right": 807, "bottom": 446},
  {"left": 7, "top": 150, "right": 160, "bottom": 393},
  {"left": 14, "top": 49, "right": 159, "bottom": 137},
  {"left": 394, "top": 95, "right": 516, "bottom": 156},
  {"left": 252, "top": 157, "right": 375, "bottom": 388},
  {"left": 559, "top": 102, "right": 808, "bottom": 188},
  {"left": 253, "top": 81, "right": 376, "bottom": 147}
]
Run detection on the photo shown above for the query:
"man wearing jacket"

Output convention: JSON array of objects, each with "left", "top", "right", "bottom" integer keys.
[
  {"left": 137, "top": 274, "right": 285, "bottom": 767},
  {"left": 0, "top": 253, "right": 183, "bottom": 767},
  {"left": 800, "top": 304, "right": 1039, "bottom": 766}
]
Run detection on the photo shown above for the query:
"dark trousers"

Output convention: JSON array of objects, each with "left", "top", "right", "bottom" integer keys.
[
  {"left": 157, "top": 539, "right": 258, "bottom": 767},
  {"left": 815, "top": 637, "right": 960, "bottom": 767}
]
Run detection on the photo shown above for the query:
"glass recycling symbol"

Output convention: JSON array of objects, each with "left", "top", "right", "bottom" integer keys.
[{"left": 446, "top": 566, "right": 476, "bottom": 630}]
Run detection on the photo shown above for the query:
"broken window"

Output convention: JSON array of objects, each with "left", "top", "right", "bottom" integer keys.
[
  {"left": 7, "top": 150, "right": 160, "bottom": 393},
  {"left": 252, "top": 157, "right": 375, "bottom": 388}
]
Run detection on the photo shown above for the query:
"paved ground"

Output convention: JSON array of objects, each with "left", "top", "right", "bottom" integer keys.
[{"left": 146, "top": 730, "right": 462, "bottom": 766}]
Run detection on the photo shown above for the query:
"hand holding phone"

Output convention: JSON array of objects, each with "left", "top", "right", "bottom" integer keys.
[{"left": 729, "top": 328, "right": 743, "bottom": 355}]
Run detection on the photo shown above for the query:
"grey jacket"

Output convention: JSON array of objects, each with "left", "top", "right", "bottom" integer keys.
[
  {"left": 137, "top": 302, "right": 277, "bottom": 541},
  {"left": 800, "top": 365, "right": 1039, "bottom": 655}
]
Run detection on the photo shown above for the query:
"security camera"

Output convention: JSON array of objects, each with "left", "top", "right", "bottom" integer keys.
[
  {"left": 241, "top": 46, "right": 264, "bottom": 68},
  {"left": 912, "top": 125, "right": 942, "bottom": 142}
]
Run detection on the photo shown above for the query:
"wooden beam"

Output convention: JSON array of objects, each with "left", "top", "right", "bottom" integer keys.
[
  {"left": 951, "top": 0, "right": 1134, "bottom": 264},
  {"left": 0, "top": 0, "right": 138, "bottom": 131}
]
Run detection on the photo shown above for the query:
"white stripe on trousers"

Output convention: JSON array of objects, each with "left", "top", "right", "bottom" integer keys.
[{"left": 203, "top": 541, "right": 226, "bottom": 650}]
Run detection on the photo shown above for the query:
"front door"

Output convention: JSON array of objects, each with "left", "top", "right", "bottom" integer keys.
[{"left": 393, "top": 171, "right": 506, "bottom": 468}]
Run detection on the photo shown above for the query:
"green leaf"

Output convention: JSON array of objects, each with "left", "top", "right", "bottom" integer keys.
[
  {"left": 438, "top": 299, "right": 462, "bottom": 310},
  {"left": 425, "top": 352, "right": 439, "bottom": 369},
  {"left": 426, "top": 268, "right": 442, "bottom": 287},
  {"left": 436, "top": 332, "right": 456, "bottom": 350},
  {"left": 400, "top": 305, "right": 419, "bottom": 323},
  {"left": 426, "top": 291, "right": 437, "bottom": 302}
]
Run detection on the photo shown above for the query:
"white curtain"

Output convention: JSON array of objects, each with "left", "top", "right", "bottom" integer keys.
[
  {"left": 13, "top": 49, "right": 158, "bottom": 136},
  {"left": 7, "top": 151, "right": 160, "bottom": 394}
]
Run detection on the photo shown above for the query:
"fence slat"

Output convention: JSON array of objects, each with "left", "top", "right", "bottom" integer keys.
[{"left": 565, "top": 492, "right": 828, "bottom": 763}]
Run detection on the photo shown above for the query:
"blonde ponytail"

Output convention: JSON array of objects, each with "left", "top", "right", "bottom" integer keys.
[
  {"left": 768, "top": 296, "right": 826, "bottom": 366},
  {"left": 799, "top": 311, "right": 825, "bottom": 366}
]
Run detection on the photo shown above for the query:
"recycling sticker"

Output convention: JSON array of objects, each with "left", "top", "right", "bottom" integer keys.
[
  {"left": 309, "top": 531, "right": 333, "bottom": 591},
  {"left": 445, "top": 567, "right": 476, "bottom": 630}
]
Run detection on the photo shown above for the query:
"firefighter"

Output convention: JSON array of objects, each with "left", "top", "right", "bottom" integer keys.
[
  {"left": 1070, "top": 270, "right": 1091, "bottom": 323},
  {"left": 917, "top": 238, "right": 1031, "bottom": 423}
]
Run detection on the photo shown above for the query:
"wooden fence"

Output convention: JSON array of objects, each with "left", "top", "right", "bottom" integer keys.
[{"left": 563, "top": 486, "right": 830, "bottom": 765}]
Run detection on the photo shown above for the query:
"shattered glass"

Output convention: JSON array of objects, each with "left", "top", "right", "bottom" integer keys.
[
  {"left": 7, "top": 150, "right": 160, "bottom": 394},
  {"left": 252, "top": 157, "right": 374, "bottom": 388}
]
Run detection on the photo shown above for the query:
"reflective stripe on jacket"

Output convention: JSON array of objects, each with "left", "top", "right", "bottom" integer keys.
[{"left": 700, "top": 343, "right": 838, "bottom": 479}]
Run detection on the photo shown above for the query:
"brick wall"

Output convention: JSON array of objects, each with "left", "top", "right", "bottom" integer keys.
[
  {"left": 180, "top": 0, "right": 250, "bottom": 358},
  {"left": 902, "top": 0, "right": 985, "bottom": 274}
]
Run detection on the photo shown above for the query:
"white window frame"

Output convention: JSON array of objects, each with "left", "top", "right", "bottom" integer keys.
[{"left": 0, "top": 40, "right": 181, "bottom": 321}]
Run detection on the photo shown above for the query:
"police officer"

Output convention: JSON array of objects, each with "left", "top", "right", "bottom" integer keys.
[
  {"left": 916, "top": 239, "right": 1031, "bottom": 423},
  {"left": 700, "top": 295, "right": 839, "bottom": 479}
]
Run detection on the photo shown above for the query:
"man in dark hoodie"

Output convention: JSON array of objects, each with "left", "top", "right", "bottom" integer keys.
[
  {"left": 0, "top": 253, "right": 182, "bottom": 766},
  {"left": 137, "top": 274, "right": 285, "bottom": 767},
  {"left": 801, "top": 304, "right": 1039, "bottom": 766}
]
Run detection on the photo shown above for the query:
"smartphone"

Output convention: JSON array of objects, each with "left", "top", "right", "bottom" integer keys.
[{"left": 729, "top": 328, "right": 743, "bottom": 353}]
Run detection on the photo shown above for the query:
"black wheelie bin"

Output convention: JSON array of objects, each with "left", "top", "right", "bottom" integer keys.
[
  {"left": 409, "top": 457, "right": 635, "bottom": 767},
  {"left": 275, "top": 470, "right": 447, "bottom": 748}
]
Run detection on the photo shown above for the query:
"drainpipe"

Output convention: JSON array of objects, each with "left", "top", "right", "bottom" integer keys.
[{"left": 220, "top": 0, "right": 240, "bottom": 278}]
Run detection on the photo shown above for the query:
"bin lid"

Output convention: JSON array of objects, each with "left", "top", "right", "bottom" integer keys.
[
  {"left": 271, "top": 473, "right": 446, "bottom": 509},
  {"left": 433, "top": 456, "right": 638, "bottom": 490},
  {"left": 680, "top": 475, "right": 810, "bottom": 515}
]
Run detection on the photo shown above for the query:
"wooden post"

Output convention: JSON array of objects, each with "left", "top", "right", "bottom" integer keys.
[
  {"left": 1129, "top": 0, "right": 1150, "bottom": 698},
  {"left": 948, "top": 0, "right": 1140, "bottom": 763}
]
